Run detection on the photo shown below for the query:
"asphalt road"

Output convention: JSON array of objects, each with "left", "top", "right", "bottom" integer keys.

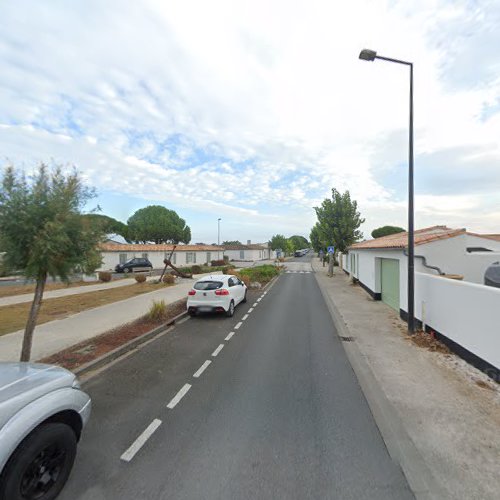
[{"left": 61, "top": 255, "right": 413, "bottom": 499}]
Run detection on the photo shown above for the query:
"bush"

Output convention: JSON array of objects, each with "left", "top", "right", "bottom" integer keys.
[
  {"left": 222, "top": 266, "right": 236, "bottom": 274},
  {"left": 135, "top": 274, "right": 147, "bottom": 283},
  {"left": 162, "top": 274, "right": 175, "bottom": 284},
  {"left": 148, "top": 300, "right": 168, "bottom": 321},
  {"left": 211, "top": 259, "right": 225, "bottom": 266},
  {"left": 191, "top": 265, "right": 202, "bottom": 274},
  {"left": 223, "top": 255, "right": 229, "bottom": 263},
  {"left": 98, "top": 271, "right": 112, "bottom": 282},
  {"left": 239, "top": 264, "right": 280, "bottom": 285}
]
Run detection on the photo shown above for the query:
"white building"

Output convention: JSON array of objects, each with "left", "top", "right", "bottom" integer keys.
[
  {"left": 223, "top": 242, "right": 275, "bottom": 262},
  {"left": 99, "top": 243, "right": 225, "bottom": 270},
  {"left": 343, "top": 226, "right": 500, "bottom": 377}
]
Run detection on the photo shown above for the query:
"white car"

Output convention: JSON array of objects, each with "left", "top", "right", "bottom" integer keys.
[
  {"left": 187, "top": 274, "right": 247, "bottom": 317},
  {"left": 0, "top": 362, "right": 91, "bottom": 500}
]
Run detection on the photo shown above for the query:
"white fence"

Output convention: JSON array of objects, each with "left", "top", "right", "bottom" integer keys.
[{"left": 415, "top": 272, "right": 500, "bottom": 370}]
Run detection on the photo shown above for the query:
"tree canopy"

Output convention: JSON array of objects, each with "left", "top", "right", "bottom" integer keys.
[
  {"left": 309, "top": 223, "right": 325, "bottom": 252},
  {"left": 314, "top": 188, "right": 364, "bottom": 254},
  {"left": 371, "top": 225, "right": 405, "bottom": 239},
  {"left": 222, "top": 240, "right": 242, "bottom": 245},
  {"left": 84, "top": 213, "right": 129, "bottom": 241},
  {"left": 0, "top": 164, "right": 104, "bottom": 360},
  {"left": 287, "top": 235, "right": 309, "bottom": 251},
  {"left": 127, "top": 205, "right": 191, "bottom": 244},
  {"left": 269, "top": 234, "right": 288, "bottom": 252}
]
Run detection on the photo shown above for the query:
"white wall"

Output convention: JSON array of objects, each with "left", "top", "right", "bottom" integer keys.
[
  {"left": 415, "top": 272, "right": 500, "bottom": 370},
  {"left": 225, "top": 249, "right": 269, "bottom": 261}
]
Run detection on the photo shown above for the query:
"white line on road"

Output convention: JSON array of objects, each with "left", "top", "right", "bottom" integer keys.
[
  {"left": 248, "top": 308, "right": 254, "bottom": 313},
  {"left": 257, "top": 298, "right": 262, "bottom": 302},
  {"left": 234, "top": 321, "right": 243, "bottom": 329},
  {"left": 212, "top": 344, "right": 224, "bottom": 357},
  {"left": 225, "top": 331, "right": 235, "bottom": 341},
  {"left": 167, "top": 384, "right": 192, "bottom": 409},
  {"left": 193, "top": 360, "right": 212, "bottom": 378},
  {"left": 242, "top": 314, "right": 249, "bottom": 321},
  {"left": 120, "top": 419, "right": 162, "bottom": 462},
  {"left": 252, "top": 302, "right": 258, "bottom": 307}
]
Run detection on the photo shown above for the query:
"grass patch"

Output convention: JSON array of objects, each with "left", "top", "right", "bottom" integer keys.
[
  {"left": 0, "top": 280, "right": 175, "bottom": 337},
  {"left": 238, "top": 264, "right": 281, "bottom": 284},
  {"left": 0, "top": 279, "right": 106, "bottom": 299}
]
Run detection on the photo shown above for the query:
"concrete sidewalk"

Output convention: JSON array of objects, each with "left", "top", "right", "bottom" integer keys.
[
  {"left": 0, "top": 277, "right": 206, "bottom": 363},
  {"left": 312, "top": 258, "right": 500, "bottom": 500},
  {"left": 0, "top": 277, "right": 139, "bottom": 307}
]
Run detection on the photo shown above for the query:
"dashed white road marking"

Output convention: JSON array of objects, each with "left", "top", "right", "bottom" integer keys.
[
  {"left": 242, "top": 314, "right": 249, "bottom": 321},
  {"left": 120, "top": 419, "right": 162, "bottom": 462},
  {"left": 212, "top": 344, "right": 224, "bottom": 357},
  {"left": 167, "top": 384, "right": 192, "bottom": 409},
  {"left": 248, "top": 308, "right": 254, "bottom": 313},
  {"left": 257, "top": 298, "right": 262, "bottom": 302},
  {"left": 252, "top": 302, "right": 258, "bottom": 307},
  {"left": 193, "top": 360, "right": 211, "bottom": 378},
  {"left": 234, "top": 321, "right": 243, "bottom": 329},
  {"left": 225, "top": 331, "right": 235, "bottom": 341}
]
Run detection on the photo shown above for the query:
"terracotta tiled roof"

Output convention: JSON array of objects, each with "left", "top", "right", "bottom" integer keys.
[
  {"left": 349, "top": 225, "right": 466, "bottom": 250},
  {"left": 100, "top": 243, "right": 224, "bottom": 252},
  {"left": 224, "top": 244, "right": 268, "bottom": 250},
  {"left": 467, "top": 233, "right": 500, "bottom": 242}
]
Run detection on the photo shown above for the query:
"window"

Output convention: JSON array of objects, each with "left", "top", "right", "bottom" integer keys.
[
  {"left": 206, "top": 252, "right": 211, "bottom": 263},
  {"left": 228, "top": 277, "right": 236, "bottom": 287},
  {"left": 186, "top": 252, "right": 196, "bottom": 264},
  {"left": 194, "top": 281, "right": 223, "bottom": 290},
  {"left": 119, "top": 253, "right": 127, "bottom": 264},
  {"left": 239, "top": 250, "right": 245, "bottom": 259}
]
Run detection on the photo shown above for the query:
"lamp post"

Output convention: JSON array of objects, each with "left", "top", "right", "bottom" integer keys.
[
  {"left": 217, "top": 218, "right": 221, "bottom": 260},
  {"left": 359, "top": 48, "right": 415, "bottom": 335}
]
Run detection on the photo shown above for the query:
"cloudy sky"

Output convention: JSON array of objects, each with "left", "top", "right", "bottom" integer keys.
[{"left": 1, "top": 0, "right": 499, "bottom": 243}]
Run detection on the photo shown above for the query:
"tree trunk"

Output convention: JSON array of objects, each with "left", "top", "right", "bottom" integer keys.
[
  {"left": 20, "top": 272, "right": 47, "bottom": 362},
  {"left": 328, "top": 253, "right": 334, "bottom": 277}
]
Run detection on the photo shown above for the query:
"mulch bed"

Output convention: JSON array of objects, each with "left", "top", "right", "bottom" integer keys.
[{"left": 40, "top": 299, "right": 187, "bottom": 371}]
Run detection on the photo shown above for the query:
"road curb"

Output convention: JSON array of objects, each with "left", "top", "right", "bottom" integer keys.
[
  {"left": 313, "top": 268, "right": 448, "bottom": 500},
  {"left": 74, "top": 310, "right": 188, "bottom": 377}
]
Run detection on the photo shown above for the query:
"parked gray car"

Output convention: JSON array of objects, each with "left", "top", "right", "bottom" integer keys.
[{"left": 0, "top": 362, "right": 91, "bottom": 500}]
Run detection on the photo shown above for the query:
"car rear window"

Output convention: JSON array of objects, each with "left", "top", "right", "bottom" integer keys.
[{"left": 194, "top": 281, "right": 223, "bottom": 290}]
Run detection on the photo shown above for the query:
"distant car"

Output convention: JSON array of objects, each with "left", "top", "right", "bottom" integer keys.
[
  {"left": 115, "top": 258, "right": 153, "bottom": 273},
  {"left": 0, "top": 362, "right": 91, "bottom": 500},
  {"left": 187, "top": 274, "right": 247, "bottom": 317}
]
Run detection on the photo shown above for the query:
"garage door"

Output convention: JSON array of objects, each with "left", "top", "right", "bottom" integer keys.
[{"left": 381, "top": 259, "right": 400, "bottom": 312}]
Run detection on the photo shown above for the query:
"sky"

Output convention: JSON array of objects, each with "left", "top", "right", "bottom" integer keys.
[{"left": 1, "top": 0, "right": 499, "bottom": 244}]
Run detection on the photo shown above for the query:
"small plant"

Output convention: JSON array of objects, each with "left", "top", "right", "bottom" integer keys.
[
  {"left": 98, "top": 271, "right": 112, "bottom": 282},
  {"left": 211, "top": 259, "right": 225, "bottom": 266},
  {"left": 135, "top": 274, "right": 147, "bottom": 283},
  {"left": 191, "top": 265, "right": 202, "bottom": 274},
  {"left": 148, "top": 300, "right": 168, "bottom": 322},
  {"left": 162, "top": 274, "right": 175, "bottom": 284}
]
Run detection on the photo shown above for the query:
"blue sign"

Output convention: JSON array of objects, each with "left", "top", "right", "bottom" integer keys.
[{"left": 327, "top": 246, "right": 335, "bottom": 254}]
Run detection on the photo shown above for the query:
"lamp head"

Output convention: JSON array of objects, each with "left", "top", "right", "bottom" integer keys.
[{"left": 359, "top": 49, "right": 377, "bottom": 61}]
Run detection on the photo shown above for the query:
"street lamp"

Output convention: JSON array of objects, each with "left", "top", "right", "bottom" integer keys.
[
  {"left": 359, "top": 48, "right": 415, "bottom": 335},
  {"left": 217, "top": 218, "right": 221, "bottom": 260}
]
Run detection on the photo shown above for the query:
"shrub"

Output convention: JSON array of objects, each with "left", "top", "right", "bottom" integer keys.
[
  {"left": 222, "top": 266, "right": 236, "bottom": 274},
  {"left": 98, "top": 271, "right": 112, "bottom": 282},
  {"left": 191, "top": 265, "right": 202, "bottom": 274},
  {"left": 162, "top": 274, "right": 175, "bottom": 284},
  {"left": 223, "top": 255, "right": 229, "bottom": 263},
  {"left": 239, "top": 264, "right": 280, "bottom": 285},
  {"left": 135, "top": 274, "right": 147, "bottom": 283},
  {"left": 148, "top": 300, "right": 168, "bottom": 322},
  {"left": 211, "top": 259, "right": 225, "bottom": 267}
]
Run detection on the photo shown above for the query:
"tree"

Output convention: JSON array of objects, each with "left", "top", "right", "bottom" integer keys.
[
  {"left": 309, "top": 223, "right": 325, "bottom": 253},
  {"left": 84, "top": 213, "right": 129, "bottom": 241},
  {"left": 222, "top": 240, "right": 242, "bottom": 245},
  {"left": 127, "top": 205, "right": 191, "bottom": 244},
  {"left": 269, "top": 234, "right": 288, "bottom": 252},
  {"left": 0, "top": 164, "right": 103, "bottom": 361},
  {"left": 287, "top": 235, "right": 309, "bottom": 252},
  {"left": 314, "top": 188, "right": 365, "bottom": 254},
  {"left": 371, "top": 225, "right": 405, "bottom": 239}
]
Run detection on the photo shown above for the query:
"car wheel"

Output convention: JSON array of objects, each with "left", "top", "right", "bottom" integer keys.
[
  {"left": 0, "top": 423, "right": 77, "bottom": 500},
  {"left": 242, "top": 291, "right": 247, "bottom": 303},
  {"left": 226, "top": 300, "right": 235, "bottom": 317},
  {"left": 188, "top": 309, "right": 196, "bottom": 317}
]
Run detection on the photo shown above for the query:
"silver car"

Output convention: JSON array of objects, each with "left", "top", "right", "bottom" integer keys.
[{"left": 0, "top": 362, "right": 91, "bottom": 500}]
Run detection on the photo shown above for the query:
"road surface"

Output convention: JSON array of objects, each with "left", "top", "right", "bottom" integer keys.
[{"left": 61, "top": 254, "right": 413, "bottom": 499}]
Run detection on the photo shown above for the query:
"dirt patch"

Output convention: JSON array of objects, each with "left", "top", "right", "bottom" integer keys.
[
  {"left": 0, "top": 279, "right": 108, "bottom": 299},
  {"left": 40, "top": 298, "right": 187, "bottom": 371},
  {"left": 475, "top": 379, "right": 496, "bottom": 391},
  {"left": 409, "top": 330, "right": 451, "bottom": 354},
  {"left": 0, "top": 280, "right": 176, "bottom": 337}
]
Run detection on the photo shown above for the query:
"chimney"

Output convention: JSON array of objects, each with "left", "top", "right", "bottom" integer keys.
[{"left": 247, "top": 240, "right": 251, "bottom": 245}]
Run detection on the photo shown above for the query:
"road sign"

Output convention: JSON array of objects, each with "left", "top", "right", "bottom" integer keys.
[{"left": 327, "top": 246, "right": 335, "bottom": 254}]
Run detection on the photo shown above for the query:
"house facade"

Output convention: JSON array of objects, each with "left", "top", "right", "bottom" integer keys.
[
  {"left": 223, "top": 242, "right": 275, "bottom": 262},
  {"left": 99, "top": 243, "right": 225, "bottom": 270}
]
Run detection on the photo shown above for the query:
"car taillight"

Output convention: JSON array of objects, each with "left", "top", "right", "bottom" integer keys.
[
  {"left": 215, "top": 289, "right": 229, "bottom": 296},
  {"left": 188, "top": 290, "right": 196, "bottom": 296}
]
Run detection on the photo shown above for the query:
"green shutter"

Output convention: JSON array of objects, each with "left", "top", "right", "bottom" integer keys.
[{"left": 381, "top": 259, "right": 400, "bottom": 311}]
